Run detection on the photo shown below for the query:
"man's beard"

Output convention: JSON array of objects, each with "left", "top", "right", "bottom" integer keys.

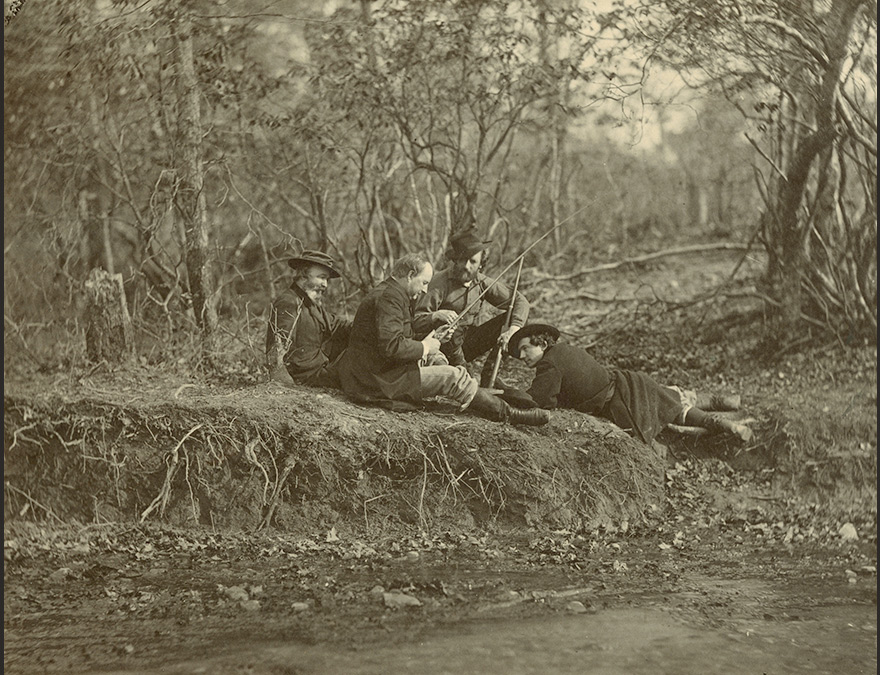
[
  {"left": 456, "top": 267, "right": 477, "bottom": 284},
  {"left": 304, "top": 287, "right": 325, "bottom": 304}
]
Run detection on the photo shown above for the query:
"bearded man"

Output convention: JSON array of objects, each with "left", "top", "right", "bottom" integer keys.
[
  {"left": 265, "top": 249, "right": 351, "bottom": 388},
  {"left": 336, "top": 252, "right": 547, "bottom": 426},
  {"left": 413, "top": 228, "right": 530, "bottom": 389}
]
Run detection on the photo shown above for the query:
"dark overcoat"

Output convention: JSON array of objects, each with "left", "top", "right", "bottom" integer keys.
[
  {"left": 336, "top": 278, "right": 423, "bottom": 406},
  {"left": 527, "top": 343, "right": 682, "bottom": 444},
  {"left": 265, "top": 284, "right": 349, "bottom": 386}
]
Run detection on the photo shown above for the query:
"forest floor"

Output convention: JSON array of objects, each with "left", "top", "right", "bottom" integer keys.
[{"left": 4, "top": 247, "right": 877, "bottom": 674}]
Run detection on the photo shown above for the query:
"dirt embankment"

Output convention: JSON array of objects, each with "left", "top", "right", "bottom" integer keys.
[{"left": 4, "top": 372, "right": 666, "bottom": 535}]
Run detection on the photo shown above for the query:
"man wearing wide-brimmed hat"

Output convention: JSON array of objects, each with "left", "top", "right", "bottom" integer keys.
[
  {"left": 266, "top": 249, "right": 351, "bottom": 388},
  {"left": 413, "top": 227, "right": 531, "bottom": 390},
  {"left": 509, "top": 323, "right": 752, "bottom": 445}
]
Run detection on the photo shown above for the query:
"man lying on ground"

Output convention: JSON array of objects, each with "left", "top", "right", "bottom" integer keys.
[{"left": 509, "top": 323, "right": 751, "bottom": 444}]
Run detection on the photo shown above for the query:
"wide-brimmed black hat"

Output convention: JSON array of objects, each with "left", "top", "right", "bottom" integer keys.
[
  {"left": 287, "top": 249, "right": 341, "bottom": 278},
  {"left": 449, "top": 228, "right": 492, "bottom": 259},
  {"left": 509, "top": 323, "right": 561, "bottom": 359}
]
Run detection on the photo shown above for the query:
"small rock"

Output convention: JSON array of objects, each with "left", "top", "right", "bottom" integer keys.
[
  {"left": 48, "top": 567, "right": 74, "bottom": 583},
  {"left": 241, "top": 599, "right": 261, "bottom": 611},
  {"left": 839, "top": 523, "right": 859, "bottom": 541},
  {"left": 383, "top": 591, "right": 421, "bottom": 608},
  {"left": 566, "top": 601, "right": 588, "bottom": 614},
  {"left": 220, "top": 585, "right": 249, "bottom": 603},
  {"left": 291, "top": 602, "right": 310, "bottom": 612}
]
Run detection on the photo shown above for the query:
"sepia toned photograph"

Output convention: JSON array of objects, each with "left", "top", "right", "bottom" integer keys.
[{"left": 4, "top": 0, "right": 876, "bottom": 672}]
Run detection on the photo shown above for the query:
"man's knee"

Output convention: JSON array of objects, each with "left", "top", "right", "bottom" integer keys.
[{"left": 420, "top": 365, "right": 477, "bottom": 403}]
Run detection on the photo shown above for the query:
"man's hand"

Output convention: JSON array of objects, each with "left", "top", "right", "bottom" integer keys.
[
  {"left": 421, "top": 333, "right": 441, "bottom": 355},
  {"left": 433, "top": 323, "right": 455, "bottom": 343},
  {"left": 432, "top": 309, "right": 458, "bottom": 325},
  {"left": 498, "top": 325, "right": 521, "bottom": 352}
]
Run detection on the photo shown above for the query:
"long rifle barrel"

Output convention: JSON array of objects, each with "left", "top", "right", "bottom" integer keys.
[
  {"left": 426, "top": 202, "right": 595, "bottom": 338},
  {"left": 486, "top": 256, "right": 524, "bottom": 388}
]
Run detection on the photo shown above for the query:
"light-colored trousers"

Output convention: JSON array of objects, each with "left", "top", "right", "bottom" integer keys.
[{"left": 419, "top": 365, "right": 479, "bottom": 409}]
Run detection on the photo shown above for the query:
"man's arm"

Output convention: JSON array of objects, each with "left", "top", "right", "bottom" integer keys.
[
  {"left": 527, "top": 359, "right": 562, "bottom": 409},
  {"left": 481, "top": 275, "right": 529, "bottom": 328},
  {"left": 413, "top": 273, "right": 455, "bottom": 337},
  {"left": 375, "top": 290, "right": 429, "bottom": 364}
]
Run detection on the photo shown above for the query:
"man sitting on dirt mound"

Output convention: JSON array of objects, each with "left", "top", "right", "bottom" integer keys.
[
  {"left": 335, "top": 252, "right": 548, "bottom": 426},
  {"left": 266, "top": 249, "right": 351, "bottom": 389},
  {"left": 509, "top": 323, "right": 752, "bottom": 444}
]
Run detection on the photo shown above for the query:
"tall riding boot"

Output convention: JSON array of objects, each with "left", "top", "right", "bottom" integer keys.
[
  {"left": 686, "top": 407, "right": 753, "bottom": 442},
  {"left": 695, "top": 393, "right": 742, "bottom": 412},
  {"left": 467, "top": 388, "right": 549, "bottom": 426},
  {"left": 706, "top": 413, "right": 753, "bottom": 442}
]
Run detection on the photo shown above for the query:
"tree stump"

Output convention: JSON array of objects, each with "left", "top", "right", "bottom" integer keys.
[{"left": 85, "top": 268, "right": 132, "bottom": 363}]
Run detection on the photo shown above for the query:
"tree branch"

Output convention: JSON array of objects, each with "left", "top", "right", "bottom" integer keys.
[{"left": 528, "top": 243, "right": 752, "bottom": 285}]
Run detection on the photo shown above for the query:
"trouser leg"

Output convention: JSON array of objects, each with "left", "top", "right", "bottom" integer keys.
[
  {"left": 440, "top": 330, "right": 467, "bottom": 367},
  {"left": 694, "top": 393, "right": 742, "bottom": 411},
  {"left": 418, "top": 365, "right": 479, "bottom": 408},
  {"left": 461, "top": 315, "right": 508, "bottom": 386}
]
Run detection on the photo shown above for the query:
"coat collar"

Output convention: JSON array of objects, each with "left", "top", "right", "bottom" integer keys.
[{"left": 290, "top": 282, "right": 317, "bottom": 308}]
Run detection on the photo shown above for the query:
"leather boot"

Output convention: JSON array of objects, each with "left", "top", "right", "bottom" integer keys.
[
  {"left": 696, "top": 393, "right": 742, "bottom": 412},
  {"left": 467, "top": 388, "right": 549, "bottom": 426},
  {"left": 706, "top": 413, "right": 754, "bottom": 442},
  {"left": 483, "top": 374, "right": 537, "bottom": 409}
]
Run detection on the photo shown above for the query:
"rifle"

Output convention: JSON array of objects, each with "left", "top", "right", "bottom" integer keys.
[
  {"left": 425, "top": 203, "right": 593, "bottom": 341},
  {"left": 485, "top": 256, "right": 523, "bottom": 388}
]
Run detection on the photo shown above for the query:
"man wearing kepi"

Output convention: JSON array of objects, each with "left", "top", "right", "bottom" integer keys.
[
  {"left": 510, "top": 323, "right": 751, "bottom": 444},
  {"left": 413, "top": 228, "right": 529, "bottom": 388},
  {"left": 265, "top": 249, "right": 351, "bottom": 388},
  {"left": 336, "top": 252, "right": 548, "bottom": 426}
]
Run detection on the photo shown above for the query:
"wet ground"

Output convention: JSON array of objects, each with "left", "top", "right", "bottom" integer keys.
[
  {"left": 102, "top": 603, "right": 876, "bottom": 675},
  {"left": 4, "top": 512, "right": 876, "bottom": 674}
]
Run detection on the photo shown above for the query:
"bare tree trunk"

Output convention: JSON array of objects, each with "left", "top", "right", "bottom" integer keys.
[
  {"left": 763, "top": 0, "right": 866, "bottom": 338},
  {"left": 172, "top": 9, "right": 218, "bottom": 358}
]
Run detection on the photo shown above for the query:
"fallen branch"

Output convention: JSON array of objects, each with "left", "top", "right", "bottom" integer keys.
[
  {"left": 528, "top": 243, "right": 752, "bottom": 285},
  {"left": 4, "top": 481, "right": 66, "bottom": 524}
]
